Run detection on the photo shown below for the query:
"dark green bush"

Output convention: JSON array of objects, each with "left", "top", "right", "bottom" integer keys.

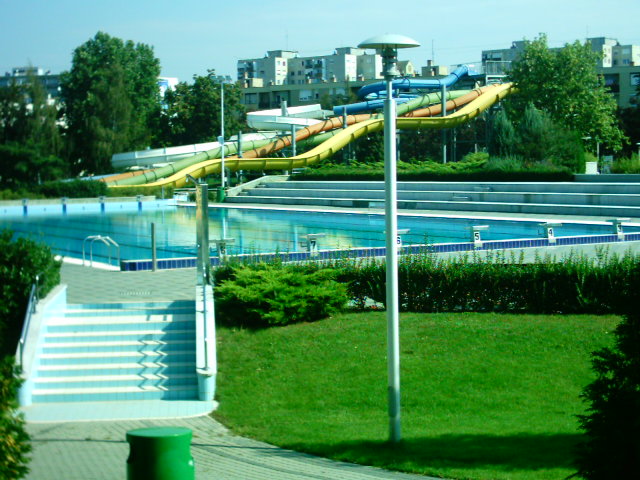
[
  {"left": 0, "top": 356, "right": 31, "bottom": 480},
  {"left": 295, "top": 157, "right": 573, "bottom": 182},
  {"left": 106, "top": 185, "right": 174, "bottom": 198},
  {"left": 0, "top": 230, "right": 61, "bottom": 356},
  {"left": 611, "top": 155, "right": 640, "bottom": 174},
  {"left": 215, "top": 264, "right": 347, "bottom": 328},
  {"left": 35, "top": 179, "right": 107, "bottom": 198},
  {"left": 575, "top": 309, "right": 640, "bottom": 479}
]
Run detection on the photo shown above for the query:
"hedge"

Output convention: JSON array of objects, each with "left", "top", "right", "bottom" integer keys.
[{"left": 336, "top": 250, "right": 638, "bottom": 314}]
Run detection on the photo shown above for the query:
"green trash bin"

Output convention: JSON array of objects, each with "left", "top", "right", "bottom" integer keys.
[
  {"left": 126, "top": 427, "right": 194, "bottom": 480},
  {"left": 215, "top": 187, "right": 226, "bottom": 203}
]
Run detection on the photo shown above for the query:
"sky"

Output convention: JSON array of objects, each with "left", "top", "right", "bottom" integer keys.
[{"left": 1, "top": 0, "right": 640, "bottom": 82}]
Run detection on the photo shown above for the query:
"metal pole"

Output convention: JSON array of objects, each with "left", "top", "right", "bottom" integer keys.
[
  {"left": 220, "top": 83, "right": 226, "bottom": 188},
  {"left": 195, "top": 182, "right": 210, "bottom": 286},
  {"left": 441, "top": 84, "right": 447, "bottom": 164},
  {"left": 292, "top": 125, "right": 297, "bottom": 157},
  {"left": 383, "top": 58, "right": 401, "bottom": 444},
  {"left": 151, "top": 222, "right": 157, "bottom": 272}
]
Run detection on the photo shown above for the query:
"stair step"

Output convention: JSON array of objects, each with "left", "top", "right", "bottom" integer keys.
[
  {"left": 46, "top": 318, "right": 195, "bottom": 334},
  {"left": 48, "top": 313, "right": 195, "bottom": 325},
  {"left": 42, "top": 339, "right": 195, "bottom": 354},
  {"left": 37, "top": 361, "right": 195, "bottom": 377},
  {"left": 31, "top": 384, "right": 199, "bottom": 402},
  {"left": 44, "top": 329, "right": 194, "bottom": 343},
  {"left": 34, "top": 373, "right": 198, "bottom": 389},
  {"left": 39, "top": 350, "right": 195, "bottom": 365}
]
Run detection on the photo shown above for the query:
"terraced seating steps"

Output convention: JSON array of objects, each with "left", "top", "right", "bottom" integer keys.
[{"left": 226, "top": 180, "right": 640, "bottom": 217}]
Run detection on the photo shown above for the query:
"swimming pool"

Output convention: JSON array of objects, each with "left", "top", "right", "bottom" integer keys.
[{"left": 2, "top": 201, "right": 639, "bottom": 269}]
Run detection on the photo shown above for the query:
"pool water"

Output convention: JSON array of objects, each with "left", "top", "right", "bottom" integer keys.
[{"left": 1, "top": 205, "right": 636, "bottom": 266}]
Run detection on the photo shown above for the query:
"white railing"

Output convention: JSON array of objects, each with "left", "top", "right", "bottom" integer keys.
[{"left": 82, "top": 235, "right": 120, "bottom": 267}]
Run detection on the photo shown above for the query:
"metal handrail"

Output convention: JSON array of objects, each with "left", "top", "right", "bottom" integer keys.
[
  {"left": 17, "top": 276, "right": 39, "bottom": 368},
  {"left": 82, "top": 235, "right": 120, "bottom": 267}
]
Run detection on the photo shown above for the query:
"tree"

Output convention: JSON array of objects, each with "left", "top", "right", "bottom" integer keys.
[
  {"left": 507, "top": 34, "right": 625, "bottom": 153},
  {"left": 0, "top": 74, "right": 66, "bottom": 186},
  {"left": 60, "top": 32, "right": 161, "bottom": 174},
  {"left": 575, "top": 309, "right": 640, "bottom": 479},
  {"left": 0, "top": 82, "right": 29, "bottom": 145},
  {"left": 488, "top": 108, "right": 516, "bottom": 157},
  {"left": 157, "top": 71, "right": 246, "bottom": 147}
]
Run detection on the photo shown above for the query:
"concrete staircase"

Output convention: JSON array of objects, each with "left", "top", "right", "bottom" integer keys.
[
  {"left": 226, "top": 180, "right": 640, "bottom": 217},
  {"left": 30, "top": 301, "right": 198, "bottom": 403}
]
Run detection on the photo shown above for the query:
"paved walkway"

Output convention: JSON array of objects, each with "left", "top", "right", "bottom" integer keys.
[
  {"left": 26, "top": 416, "right": 431, "bottom": 480},
  {"left": 25, "top": 262, "right": 434, "bottom": 479}
]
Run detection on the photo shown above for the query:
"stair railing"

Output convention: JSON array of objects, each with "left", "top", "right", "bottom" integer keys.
[
  {"left": 82, "top": 235, "right": 120, "bottom": 267},
  {"left": 17, "top": 275, "right": 39, "bottom": 368}
]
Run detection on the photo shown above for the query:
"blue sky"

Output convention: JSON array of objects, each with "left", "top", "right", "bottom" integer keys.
[{"left": 1, "top": 0, "right": 639, "bottom": 82}]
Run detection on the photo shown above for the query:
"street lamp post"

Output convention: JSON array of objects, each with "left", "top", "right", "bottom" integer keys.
[
  {"left": 358, "top": 34, "right": 420, "bottom": 444},
  {"left": 220, "top": 83, "right": 226, "bottom": 188}
]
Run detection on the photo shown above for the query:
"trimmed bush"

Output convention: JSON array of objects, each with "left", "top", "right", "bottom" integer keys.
[
  {"left": 215, "top": 264, "right": 347, "bottom": 328},
  {"left": 0, "top": 230, "right": 61, "bottom": 356},
  {"left": 0, "top": 356, "right": 31, "bottom": 480},
  {"left": 335, "top": 250, "right": 639, "bottom": 315},
  {"left": 294, "top": 157, "right": 573, "bottom": 182}
]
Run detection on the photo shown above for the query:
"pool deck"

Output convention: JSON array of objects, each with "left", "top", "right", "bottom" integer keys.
[{"left": 25, "top": 262, "right": 435, "bottom": 480}]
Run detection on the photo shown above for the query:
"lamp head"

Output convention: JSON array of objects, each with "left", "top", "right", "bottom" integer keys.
[
  {"left": 358, "top": 34, "right": 420, "bottom": 79},
  {"left": 358, "top": 34, "right": 420, "bottom": 53}
]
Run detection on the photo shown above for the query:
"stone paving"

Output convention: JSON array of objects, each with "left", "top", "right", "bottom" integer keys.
[
  {"left": 24, "top": 262, "right": 436, "bottom": 480},
  {"left": 26, "top": 416, "right": 433, "bottom": 480}
]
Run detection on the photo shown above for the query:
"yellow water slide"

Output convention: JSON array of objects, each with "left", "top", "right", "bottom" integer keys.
[{"left": 110, "top": 83, "right": 514, "bottom": 190}]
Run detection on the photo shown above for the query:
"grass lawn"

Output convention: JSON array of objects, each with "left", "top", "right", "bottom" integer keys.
[{"left": 213, "top": 312, "right": 618, "bottom": 480}]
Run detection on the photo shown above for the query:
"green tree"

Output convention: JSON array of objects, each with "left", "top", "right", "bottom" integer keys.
[
  {"left": 60, "top": 32, "right": 161, "bottom": 174},
  {"left": 507, "top": 34, "right": 625, "bottom": 153},
  {"left": 0, "top": 74, "right": 66, "bottom": 186},
  {"left": 488, "top": 108, "right": 517, "bottom": 157},
  {"left": 0, "top": 82, "right": 29, "bottom": 145},
  {"left": 158, "top": 71, "right": 246, "bottom": 147}
]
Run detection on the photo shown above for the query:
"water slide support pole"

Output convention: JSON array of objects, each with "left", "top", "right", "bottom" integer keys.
[{"left": 441, "top": 84, "right": 447, "bottom": 164}]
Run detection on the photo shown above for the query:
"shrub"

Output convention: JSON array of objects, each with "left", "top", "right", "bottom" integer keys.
[
  {"left": 575, "top": 309, "right": 640, "bottom": 479},
  {"left": 294, "top": 157, "right": 572, "bottom": 182},
  {"left": 0, "top": 230, "right": 61, "bottom": 356},
  {"left": 215, "top": 264, "right": 347, "bottom": 328},
  {"left": 611, "top": 155, "right": 640, "bottom": 174},
  {"left": 0, "top": 356, "right": 31, "bottom": 480},
  {"left": 106, "top": 185, "right": 174, "bottom": 198},
  {"left": 35, "top": 179, "right": 107, "bottom": 198}
]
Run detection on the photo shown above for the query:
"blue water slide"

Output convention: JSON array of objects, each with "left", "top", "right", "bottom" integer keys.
[{"left": 333, "top": 65, "right": 476, "bottom": 115}]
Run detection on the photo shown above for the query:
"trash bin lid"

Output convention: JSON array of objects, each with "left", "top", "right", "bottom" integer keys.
[{"left": 127, "top": 427, "right": 192, "bottom": 440}]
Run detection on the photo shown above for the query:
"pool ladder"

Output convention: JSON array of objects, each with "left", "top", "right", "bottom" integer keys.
[{"left": 82, "top": 235, "right": 120, "bottom": 267}]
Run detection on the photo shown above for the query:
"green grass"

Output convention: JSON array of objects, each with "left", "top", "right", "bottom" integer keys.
[{"left": 213, "top": 312, "right": 618, "bottom": 480}]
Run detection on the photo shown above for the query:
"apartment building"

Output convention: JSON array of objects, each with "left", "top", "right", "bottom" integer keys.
[
  {"left": 238, "top": 47, "right": 385, "bottom": 88},
  {"left": 237, "top": 46, "right": 431, "bottom": 110},
  {"left": 0, "top": 66, "right": 61, "bottom": 101}
]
